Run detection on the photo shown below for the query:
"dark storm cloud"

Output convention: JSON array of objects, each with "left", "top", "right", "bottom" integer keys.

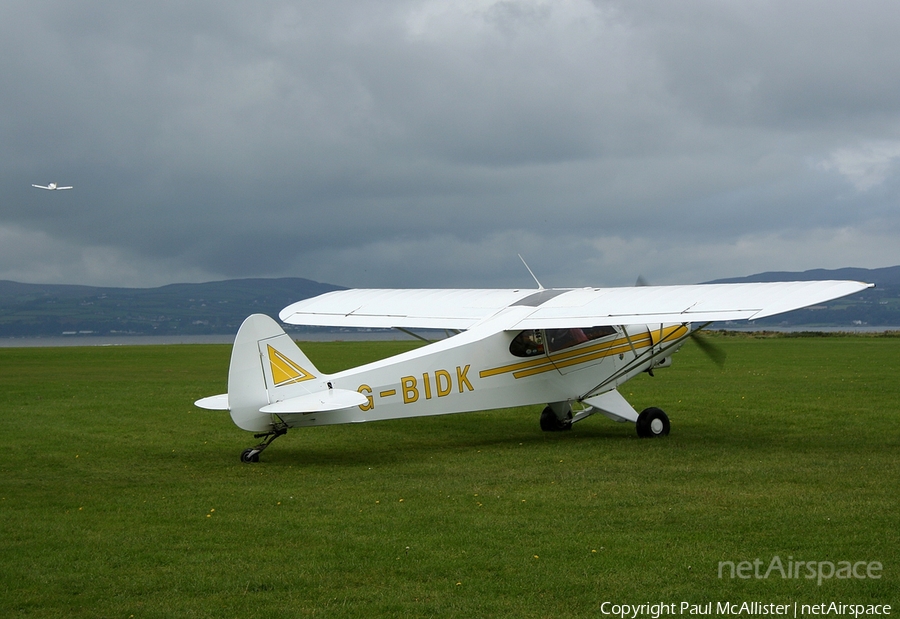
[{"left": 2, "top": 0, "right": 899, "bottom": 288}]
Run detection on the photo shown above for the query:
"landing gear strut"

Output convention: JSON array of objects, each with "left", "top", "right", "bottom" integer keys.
[{"left": 240, "top": 424, "right": 288, "bottom": 463}]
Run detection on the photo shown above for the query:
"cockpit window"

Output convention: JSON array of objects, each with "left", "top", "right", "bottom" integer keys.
[
  {"left": 509, "top": 330, "right": 544, "bottom": 357},
  {"left": 546, "top": 326, "right": 618, "bottom": 353},
  {"left": 510, "top": 326, "right": 618, "bottom": 357}
]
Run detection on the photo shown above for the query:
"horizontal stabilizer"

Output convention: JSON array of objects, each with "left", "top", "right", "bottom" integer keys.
[
  {"left": 195, "top": 394, "right": 229, "bottom": 410},
  {"left": 260, "top": 388, "right": 369, "bottom": 414}
]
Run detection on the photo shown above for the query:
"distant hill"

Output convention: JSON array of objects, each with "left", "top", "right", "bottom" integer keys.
[
  {"left": 706, "top": 265, "right": 900, "bottom": 328},
  {"left": 0, "top": 278, "right": 343, "bottom": 337},
  {"left": 1, "top": 266, "right": 898, "bottom": 337},
  {"left": 706, "top": 265, "right": 900, "bottom": 287}
]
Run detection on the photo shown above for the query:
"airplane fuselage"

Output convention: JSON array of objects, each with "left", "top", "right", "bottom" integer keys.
[{"left": 270, "top": 310, "right": 688, "bottom": 430}]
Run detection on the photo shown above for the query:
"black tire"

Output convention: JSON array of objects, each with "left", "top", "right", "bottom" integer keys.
[
  {"left": 540, "top": 406, "right": 572, "bottom": 432},
  {"left": 241, "top": 448, "right": 260, "bottom": 463},
  {"left": 636, "top": 407, "right": 670, "bottom": 438}
]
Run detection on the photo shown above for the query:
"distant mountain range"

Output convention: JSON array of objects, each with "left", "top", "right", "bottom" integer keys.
[
  {"left": 0, "top": 278, "right": 343, "bottom": 337},
  {"left": 1, "top": 266, "right": 898, "bottom": 337},
  {"left": 706, "top": 265, "right": 900, "bottom": 287},
  {"left": 706, "top": 265, "right": 900, "bottom": 328}
]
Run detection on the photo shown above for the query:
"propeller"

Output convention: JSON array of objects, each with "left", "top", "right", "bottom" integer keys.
[{"left": 689, "top": 326, "right": 727, "bottom": 368}]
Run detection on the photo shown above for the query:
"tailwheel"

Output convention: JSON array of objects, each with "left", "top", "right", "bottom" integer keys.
[
  {"left": 636, "top": 407, "right": 670, "bottom": 438},
  {"left": 539, "top": 405, "right": 572, "bottom": 432},
  {"left": 240, "top": 425, "right": 288, "bottom": 463}
]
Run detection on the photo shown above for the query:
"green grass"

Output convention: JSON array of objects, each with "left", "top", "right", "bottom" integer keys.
[{"left": 1, "top": 335, "right": 897, "bottom": 617}]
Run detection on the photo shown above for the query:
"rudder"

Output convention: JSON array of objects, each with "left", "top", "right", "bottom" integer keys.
[{"left": 228, "top": 314, "right": 324, "bottom": 432}]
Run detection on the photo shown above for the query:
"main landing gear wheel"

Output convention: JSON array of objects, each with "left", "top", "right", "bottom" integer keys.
[
  {"left": 636, "top": 407, "right": 670, "bottom": 438},
  {"left": 540, "top": 405, "right": 572, "bottom": 432}
]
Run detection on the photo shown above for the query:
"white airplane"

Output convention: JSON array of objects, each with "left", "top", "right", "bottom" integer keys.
[
  {"left": 196, "top": 279, "right": 873, "bottom": 462},
  {"left": 32, "top": 182, "right": 73, "bottom": 190}
]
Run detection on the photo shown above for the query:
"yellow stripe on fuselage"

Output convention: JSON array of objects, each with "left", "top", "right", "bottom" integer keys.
[{"left": 479, "top": 325, "right": 687, "bottom": 380}]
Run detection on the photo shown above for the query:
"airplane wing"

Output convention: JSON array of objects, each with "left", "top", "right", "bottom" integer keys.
[
  {"left": 32, "top": 184, "right": 51, "bottom": 190},
  {"left": 57, "top": 186, "right": 73, "bottom": 190},
  {"left": 279, "top": 280, "right": 873, "bottom": 330},
  {"left": 508, "top": 280, "right": 873, "bottom": 329},
  {"left": 280, "top": 288, "right": 539, "bottom": 329}
]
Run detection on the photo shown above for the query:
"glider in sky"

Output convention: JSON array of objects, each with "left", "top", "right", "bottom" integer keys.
[{"left": 32, "top": 182, "right": 73, "bottom": 190}]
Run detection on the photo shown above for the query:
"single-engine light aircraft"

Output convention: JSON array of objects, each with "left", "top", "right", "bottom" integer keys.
[
  {"left": 32, "top": 182, "right": 73, "bottom": 190},
  {"left": 196, "top": 279, "right": 873, "bottom": 462}
]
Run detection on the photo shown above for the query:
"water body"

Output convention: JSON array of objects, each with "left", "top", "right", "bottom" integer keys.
[
  {"left": 719, "top": 325, "right": 900, "bottom": 334},
  {"left": 1, "top": 326, "right": 897, "bottom": 348},
  {"left": 0, "top": 330, "right": 421, "bottom": 348}
]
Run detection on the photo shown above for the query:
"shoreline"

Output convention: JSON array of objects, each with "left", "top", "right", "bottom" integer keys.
[
  {"left": 0, "top": 330, "right": 423, "bottom": 348},
  {"left": 2, "top": 326, "right": 899, "bottom": 348}
]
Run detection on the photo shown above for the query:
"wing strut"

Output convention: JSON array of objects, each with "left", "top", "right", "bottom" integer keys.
[
  {"left": 395, "top": 327, "right": 432, "bottom": 343},
  {"left": 579, "top": 323, "right": 691, "bottom": 401},
  {"left": 620, "top": 324, "right": 658, "bottom": 376},
  {"left": 620, "top": 325, "right": 640, "bottom": 359},
  {"left": 393, "top": 327, "right": 460, "bottom": 342}
]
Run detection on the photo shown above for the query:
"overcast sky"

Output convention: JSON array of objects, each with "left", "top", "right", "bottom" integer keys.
[{"left": 3, "top": 0, "right": 900, "bottom": 289}]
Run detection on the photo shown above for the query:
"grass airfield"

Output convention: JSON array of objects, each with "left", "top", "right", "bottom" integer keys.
[{"left": 1, "top": 334, "right": 897, "bottom": 617}]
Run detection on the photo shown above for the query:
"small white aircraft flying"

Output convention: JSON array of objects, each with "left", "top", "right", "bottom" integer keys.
[
  {"left": 32, "top": 182, "right": 73, "bottom": 190},
  {"left": 196, "top": 279, "right": 873, "bottom": 462}
]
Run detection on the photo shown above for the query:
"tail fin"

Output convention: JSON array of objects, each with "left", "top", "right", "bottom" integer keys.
[{"left": 227, "top": 314, "right": 324, "bottom": 432}]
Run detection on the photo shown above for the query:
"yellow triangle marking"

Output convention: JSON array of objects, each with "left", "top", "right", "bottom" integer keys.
[{"left": 267, "top": 345, "right": 315, "bottom": 386}]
